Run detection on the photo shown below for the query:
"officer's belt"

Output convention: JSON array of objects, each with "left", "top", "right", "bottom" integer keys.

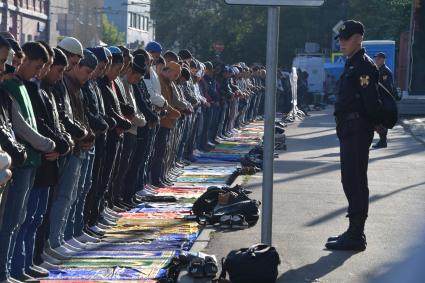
[{"left": 335, "top": 112, "right": 360, "bottom": 124}]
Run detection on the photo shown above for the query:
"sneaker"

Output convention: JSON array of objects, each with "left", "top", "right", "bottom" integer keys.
[
  {"left": 28, "top": 265, "right": 49, "bottom": 276},
  {"left": 44, "top": 246, "right": 71, "bottom": 260},
  {"left": 40, "top": 252, "right": 63, "bottom": 265},
  {"left": 89, "top": 225, "right": 105, "bottom": 235},
  {"left": 105, "top": 207, "right": 121, "bottom": 218},
  {"left": 66, "top": 238, "right": 87, "bottom": 250},
  {"left": 39, "top": 261, "right": 60, "bottom": 270},
  {"left": 136, "top": 190, "right": 156, "bottom": 197},
  {"left": 77, "top": 231, "right": 101, "bottom": 243},
  {"left": 61, "top": 242, "right": 82, "bottom": 252},
  {"left": 53, "top": 244, "right": 77, "bottom": 256},
  {"left": 111, "top": 205, "right": 126, "bottom": 213},
  {"left": 98, "top": 217, "right": 116, "bottom": 226},
  {"left": 96, "top": 222, "right": 110, "bottom": 230},
  {"left": 26, "top": 266, "right": 49, "bottom": 278}
]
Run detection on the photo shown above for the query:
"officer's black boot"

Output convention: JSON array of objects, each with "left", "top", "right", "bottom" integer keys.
[
  {"left": 372, "top": 138, "right": 387, "bottom": 149},
  {"left": 326, "top": 218, "right": 367, "bottom": 251}
]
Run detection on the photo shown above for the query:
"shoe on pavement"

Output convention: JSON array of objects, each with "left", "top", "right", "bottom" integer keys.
[
  {"left": 325, "top": 232, "right": 367, "bottom": 251},
  {"left": 76, "top": 232, "right": 101, "bottom": 243}
]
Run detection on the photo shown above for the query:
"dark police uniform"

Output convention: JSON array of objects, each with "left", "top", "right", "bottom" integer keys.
[
  {"left": 373, "top": 62, "right": 394, "bottom": 148},
  {"left": 326, "top": 20, "right": 382, "bottom": 251}
]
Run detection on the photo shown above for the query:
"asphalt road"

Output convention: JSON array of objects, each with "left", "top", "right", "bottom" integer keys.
[{"left": 202, "top": 110, "right": 425, "bottom": 283}]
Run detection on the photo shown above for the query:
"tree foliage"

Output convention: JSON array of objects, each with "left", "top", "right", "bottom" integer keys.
[
  {"left": 151, "top": 0, "right": 411, "bottom": 67},
  {"left": 101, "top": 15, "right": 125, "bottom": 46}
]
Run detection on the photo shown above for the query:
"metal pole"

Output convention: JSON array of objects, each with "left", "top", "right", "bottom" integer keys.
[
  {"left": 406, "top": 0, "right": 415, "bottom": 93},
  {"left": 261, "top": 6, "right": 280, "bottom": 246}
]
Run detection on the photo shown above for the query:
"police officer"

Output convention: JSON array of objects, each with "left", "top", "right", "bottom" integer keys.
[
  {"left": 372, "top": 52, "right": 394, "bottom": 149},
  {"left": 326, "top": 20, "right": 382, "bottom": 251}
]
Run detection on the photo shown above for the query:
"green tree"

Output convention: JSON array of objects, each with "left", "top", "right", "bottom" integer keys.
[
  {"left": 101, "top": 15, "right": 125, "bottom": 46},
  {"left": 151, "top": 0, "right": 411, "bottom": 67}
]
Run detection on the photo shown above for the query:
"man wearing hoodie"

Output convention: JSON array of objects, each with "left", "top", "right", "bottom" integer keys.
[{"left": 0, "top": 41, "right": 56, "bottom": 283}]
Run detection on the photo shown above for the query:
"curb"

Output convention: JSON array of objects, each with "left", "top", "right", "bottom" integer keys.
[{"left": 399, "top": 118, "right": 425, "bottom": 146}]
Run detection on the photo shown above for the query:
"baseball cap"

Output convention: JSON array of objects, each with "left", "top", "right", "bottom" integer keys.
[
  {"left": 334, "top": 20, "right": 365, "bottom": 40},
  {"left": 145, "top": 41, "right": 163, "bottom": 53},
  {"left": 374, "top": 52, "right": 386, "bottom": 59}
]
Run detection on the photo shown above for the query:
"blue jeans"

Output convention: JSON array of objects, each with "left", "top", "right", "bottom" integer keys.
[
  {"left": 11, "top": 186, "right": 50, "bottom": 276},
  {"left": 0, "top": 167, "right": 35, "bottom": 280},
  {"left": 48, "top": 154, "right": 82, "bottom": 248},
  {"left": 64, "top": 150, "right": 93, "bottom": 240}
]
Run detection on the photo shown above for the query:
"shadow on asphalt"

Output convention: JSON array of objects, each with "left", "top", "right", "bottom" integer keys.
[
  {"left": 305, "top": 181, "right": 425, "bottom": 227},
  {"left": 276, "top": 250, "right": 359, "bottom": 283},
  {"left": 287, "top": 128, "right": 335, "bottom": 138}
]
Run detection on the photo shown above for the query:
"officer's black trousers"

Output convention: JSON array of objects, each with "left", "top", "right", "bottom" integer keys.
[{"left": 337, "top": 118, "right": 374, "bottom": 221}]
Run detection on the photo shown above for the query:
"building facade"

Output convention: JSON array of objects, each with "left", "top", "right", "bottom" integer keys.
[
  {"left": 0, "top": 0, "right": 49, "bottom": 44},
  {"left": 49, "top": 0, "right": 103, "bottom": 47},
  {"left": 104, "top": 0, "right": 154, "bottom": 49}
]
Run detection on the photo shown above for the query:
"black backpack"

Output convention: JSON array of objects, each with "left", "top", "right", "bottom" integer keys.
[
  {"left": 377, "top": 82, "right": 399, "bottom": 129},
  {"left": 192, "top": 186, "right": 250, "bottom": 217},
  {"left": 214, "top": 200, "right": 260, "bottom": 226},
  {"left": 218, "top": 244, "right": 281, "bottom": 283}
]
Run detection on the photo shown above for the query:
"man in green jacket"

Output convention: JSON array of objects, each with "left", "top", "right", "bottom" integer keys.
[{"left": 0, "top": 41, "right": 55, "bottom": 283}]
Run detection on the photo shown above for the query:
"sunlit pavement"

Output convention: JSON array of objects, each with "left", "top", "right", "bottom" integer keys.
[{"left": 204, "top": 109, "right": 425, "bottom": 283}]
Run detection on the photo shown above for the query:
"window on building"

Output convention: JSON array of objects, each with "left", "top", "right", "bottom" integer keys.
[
  {"left": 133, "top": 13, "right": 137, "bottom": 28},
  {"left": 27, "top": 34, "right": 32, "bottom": 41},
  {"left": 129, "top": 13, "right": 133, "bottom": 27}
]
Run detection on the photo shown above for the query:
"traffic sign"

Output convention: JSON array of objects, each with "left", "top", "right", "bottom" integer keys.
[
  {"left": 332, "top": 52, "right": 346, "bottom": 64},
  {"left": 225, "top": 0, "right": 324, "bottom": 6}
]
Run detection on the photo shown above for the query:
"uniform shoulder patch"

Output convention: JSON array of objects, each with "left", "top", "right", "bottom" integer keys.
[{"left": 360, "top": 75, "right": 370, "bottom": 88}]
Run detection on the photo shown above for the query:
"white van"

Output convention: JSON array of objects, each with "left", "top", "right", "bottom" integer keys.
[{"left": 292, "top": 54, "right": 326, "bottom": 95}]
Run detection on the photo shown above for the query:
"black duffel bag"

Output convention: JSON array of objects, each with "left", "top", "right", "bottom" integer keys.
[
  {"left": 192, "top": 186, "right": 250, "bottom": 217},
  {"left": 214, "top": 199, "right": 260, "bottom": 226},
  {"left": 218, "top": 244, "right": 281, "bottom": 283}
]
